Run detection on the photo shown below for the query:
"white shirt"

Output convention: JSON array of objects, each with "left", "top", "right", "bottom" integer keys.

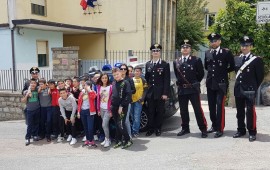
[
  {"left": 211, "top": 46, "right": 221, "bottom": 55},
  {"left": 151, "top": 58, "right": 161, "bottom": 64},
  {"left": 181, "top": 55, "right": 190, "bottom": 62},
  {"left": 100, "top": 86, "right": 110, "bottom": 109}
]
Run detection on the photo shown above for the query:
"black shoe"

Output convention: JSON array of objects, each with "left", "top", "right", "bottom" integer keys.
[
  {"left": 146, "top": 130, "right": 154, "bottom": 136},
  {"left": 155, "top": 129, "right": 161, "bottom": 136},
  {"left": 25, "top": 139, "right": 30, "bottom": 146},
  {"left": 233, "top": 132, "right": 246, "bottom": 138},
  {"left": 177, "top": 129, "right": 190, "bottom": 136},
  {"left": 47, "top": 137, "right": 51, "bottom": 142},
  {"left": 207, "top": 127, "right": 217, "bottom": 133},
  {"left": 201, "top": 131, "right": 208, "bottom": 138},
  {"left": 249, "top": 135, "right": 256, "bottom": 142},
  {"left": 214, "top": 131, "right": 223, "bottom": 138}
]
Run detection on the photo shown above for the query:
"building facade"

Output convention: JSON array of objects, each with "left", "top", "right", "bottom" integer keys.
[{"left": 0, "top": 0, "right": 176, "bottom": 70}]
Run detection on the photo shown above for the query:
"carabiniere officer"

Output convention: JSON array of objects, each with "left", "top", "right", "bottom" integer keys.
[
  {"left": 205, "top": 33, "right": 235, "bottom": 138},
  {"left": 145, "top": 44, "right": 171, "bottom": 137},
  {"left": 233, "top": 36, "right": 264, "bottom": 142},
  {"left": 173, "top": 40, "right": 208, "bottom": 138}
]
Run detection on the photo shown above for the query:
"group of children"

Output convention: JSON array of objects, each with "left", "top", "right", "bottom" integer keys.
[{"left": 22, "top": 64, "right": 148, "bottom": 149}]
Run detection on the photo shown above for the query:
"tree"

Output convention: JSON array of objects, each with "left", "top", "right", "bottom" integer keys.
[
  {"left": 176, "top": 0, "right": 208, "bottom": 50},
  {"left": 210, "top": 0, "right": 270, "bottom": 74}
]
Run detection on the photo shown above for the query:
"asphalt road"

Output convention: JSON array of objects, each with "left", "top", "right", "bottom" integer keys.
[{"left": 1, "top": 103, "right": 270, "bottom": 170}]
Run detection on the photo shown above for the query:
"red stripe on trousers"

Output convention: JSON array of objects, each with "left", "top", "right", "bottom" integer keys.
[
  {"left": 198, "top": 96, "right": 207, "bottom": 128},
  {"left": 221, "top": 96, "right": 226, "bottom": 132},
  {"left": 252, "top": 104, "right": 257, "bottom": 130}
]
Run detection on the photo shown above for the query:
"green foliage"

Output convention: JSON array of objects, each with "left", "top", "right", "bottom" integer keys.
[
  {"left": 176, "top": 0, "right": 208, "bottom": 51},
  {"left": 211, "top": 0, "right": 270, "bottom": 73}
]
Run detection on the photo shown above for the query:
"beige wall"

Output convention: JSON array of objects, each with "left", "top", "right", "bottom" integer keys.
[
  {"left": 0, "top": 0, "right": 8, "bottom": 24},
  {"left": 63, "top": 34, "right": 105, "bottom": 60},
  {"left": 206, "top": 0, "right": 226, "bottom": 13},
  {"left": 14, "top": 0, "right": 153, "bottom": 51}
]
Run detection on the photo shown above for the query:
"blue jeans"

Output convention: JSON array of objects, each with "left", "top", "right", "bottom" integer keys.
[
  {"left": 39, "top": 106, "right": 52, "bottom": 138},
  {"left": 130, "top": 102, "right": 143, "bottom": 134},
  {"left": 80, "top": 109, "right": 95, "bottom": 141},
  {"left": 125, "top": 104, "right": 132, "bottom": 137},
  {"left": 25, "top": 108, "right": 40, "bottom": 139}
]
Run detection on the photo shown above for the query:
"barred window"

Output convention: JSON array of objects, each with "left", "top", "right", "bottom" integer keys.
[
  {"left": 31, "top": 0, "right": 46, "bottom": 16},
  {"left": 37, "top": 41, "right": 49, "bottom": 67}
]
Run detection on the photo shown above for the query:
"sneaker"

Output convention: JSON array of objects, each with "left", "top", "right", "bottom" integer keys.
[
  {"left": 88, "top": 141, "right": 97, "bottom": 147},
  {"left": 101, "top": 140, "right": 106, "bottom": 146},
  {"left": 70, "top": 138, "right": 77, "bottom": 145},
  {"left": 133, "top": 133, "right": 139, "bottom": 138},
  {"left": 67, "top": 135, "right": 72, "bottom": 142},
  {"left": 51, "top": 134, "right": 57, "bottom": 140},
  {"left": 104, "top": 139, "right": 111, "bottom": 148},
  {"left": 33, "top": 136, "right": 39, "bottom": 141},
  {"left": 82, "top": 140, "right": 89, "bottom": 147},
  {"left": 121, "top": 140, "right": 133, "bottom": 149},
  {"left": 57, "top": 137, "right": 64, "bottom": 143},
  {"left": 94, "top": 135, "right": 98, "bottom": 141},
  {"left": 113, "top": 142, "right": 122, "bottom": 149},
  {"left": 82, "top": 136, "right": 86, "bottom": 142},
  {"left": 25, "top": 139, "right": 30, "bottom": 146}
]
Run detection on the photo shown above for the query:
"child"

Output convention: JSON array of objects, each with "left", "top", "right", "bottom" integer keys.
[
  {"left": 92, "top": 72, "right": 105, "bottom": 142},
  {"left": 57, "top": 80, "right": 65, "bottom": 90},
  {"left": 71, "top": 77, "right": 84, "bottom": 140},
  {"left": 111, "top": 68, "right": 133, "bottom": 149},
  {"left": 48, "top": 79, "right": 64, "bottom": 142},
  {"left": 131, "top": 67, "right": 148, "bottom": 137},
  {"left": 22, "top": 78, "right": 40, "bottom": 146},
  {"left": 58, "top": 88, "right": 78, "bottom": 145},
  {"left": 65, "top": 77, "right": 73, "bottom": 92},
  {"left": 38, "top": 78, "right": 52, "bottom": 142},
  {"left": 96, "top": 73, "right": 112, "bottom": 147},
  {"left": 77, "top": 81, "right": 97, "bottom": 147}
]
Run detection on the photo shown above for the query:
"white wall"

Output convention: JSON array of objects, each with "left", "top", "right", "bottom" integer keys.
[
  {"left": 14, "top": 28, "right": 63, "bottom": 70},
  {"left": 0, "top": 29, "right": 13, "bottom": 69}
]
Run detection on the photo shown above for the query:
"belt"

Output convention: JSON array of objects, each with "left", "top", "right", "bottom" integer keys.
[{"left": 182, "top": 84, "right": 192, "bottom": 88}]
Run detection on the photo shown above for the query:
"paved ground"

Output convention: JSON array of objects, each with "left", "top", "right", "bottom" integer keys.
[{"left": 1, "top": 103, "right": 270, "bottom": 170}]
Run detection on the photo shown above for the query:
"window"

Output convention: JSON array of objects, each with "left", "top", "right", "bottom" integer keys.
[
  {"left": 205, "top": 13, "right": 216, "bottom": 30},
  {"left": 31, "top": 0, "right": 46, "bottom": 16},
  {"left": 37, "top": 41, "right": 49, "bottom": 67}
]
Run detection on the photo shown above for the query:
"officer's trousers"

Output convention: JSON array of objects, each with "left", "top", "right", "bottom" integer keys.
[
  {"left": 147, "top": 96, "right": 165, "bottom": 130},
  {"left": 207, "top": 88, "right": 226, "bottom": 132},
  {"left": 178, "top": 93, "right": 207, "bottom": 131},
  {"left": 235, "top": 97, "right": 257, "bottom": 135}
]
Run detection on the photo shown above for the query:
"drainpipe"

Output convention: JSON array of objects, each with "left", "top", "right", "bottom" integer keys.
[
  {"left": 104, "top": 31, "right": 107, "bottom": 64},
  {"left": 151, "top": 0, "right": 157, "bottom": 45},
  {"left": 7, "top": 0, "right": 17, "bottom": 91}
]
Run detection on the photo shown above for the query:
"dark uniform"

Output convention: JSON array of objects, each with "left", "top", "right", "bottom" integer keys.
[
  {"left": 145, "top": 44, "right": 170, "bottom": 136},
  {"left": 173, "top": 42, "right": 208, "bottom": 138},
  {"left": 204, "top": 33, "right": 235, "bottom": 137},
  {"left": 233, "top": 36, "right": 264, "bottom": 142}
]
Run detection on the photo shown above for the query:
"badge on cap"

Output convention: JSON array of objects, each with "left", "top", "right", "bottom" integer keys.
[
  {"left": 154, "top": 44, "right": 159, "bottom": 48},
  {"left": 184, "top": 39, "right": 189, "bottom": 44},
  {"left": 243, "top": 36, "right": 249, "bottom": 41},
  {"left": 211, "top": 33, "right": 216, "bottom": 37}
]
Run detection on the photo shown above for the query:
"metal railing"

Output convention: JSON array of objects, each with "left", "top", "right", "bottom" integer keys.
[{"left": 0, "top": 69, "right": 52, "bottom": 91}]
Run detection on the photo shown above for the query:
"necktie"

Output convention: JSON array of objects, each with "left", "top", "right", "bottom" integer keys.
[
  {"left": 242, "top": 56, "right": 246, "bottom": 63},
  {"left": 183, "top": 57, "right": 187, "bottom": 63},
  {"left": 153, "top": 63, "right": 156, "bottom": 67},
  {"left": 213, "top": 50, "right": 217, "bottom": 56}
]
